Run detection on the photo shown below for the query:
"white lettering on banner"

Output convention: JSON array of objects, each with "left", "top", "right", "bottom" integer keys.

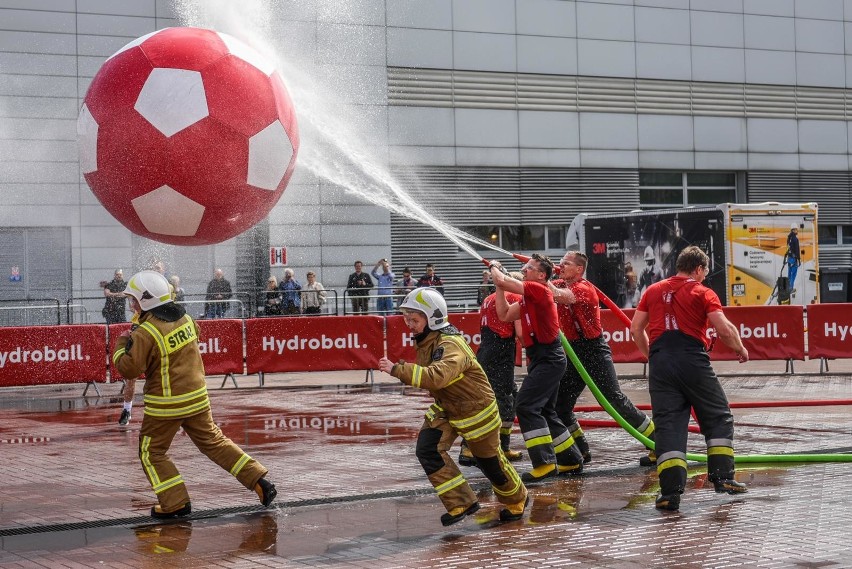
[
  {"left": 0, "top": 345, "right": 87, "bottom": 369},
  {"left": 263, "top": 416, "right": 361, "bottom": 433},
  {"left": 0, "top": 436, "right": 51, "bottom": 444},
  {"left": 261, "top": 334, "right": 365, "bottom": 354},
  {"left": 197, "top": 338, "right": 225, "bottom": 354},
  {"left": 401, "top": 332, "right": 481, "bottom": 348},
  {"left": 737, "top": 323, "right": 783, "bottom": 339},
  {"left": 824, "top": 322, "right": 852, "bottom": 341},
  {"left": 602, "top": 327, "right": 632, "bottom": 344}
]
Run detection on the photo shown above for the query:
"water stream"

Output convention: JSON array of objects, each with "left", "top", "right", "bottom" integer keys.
[{"left": 173, "top": 0, "right": 513, "bottom": 263}]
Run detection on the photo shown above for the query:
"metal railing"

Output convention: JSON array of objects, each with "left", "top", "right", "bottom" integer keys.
[
  {"left": 11, "top": 283, "right": 493, "bottom": 327},
  {"left": 0, "top": 298, "right": 62, "bottom": 326}
]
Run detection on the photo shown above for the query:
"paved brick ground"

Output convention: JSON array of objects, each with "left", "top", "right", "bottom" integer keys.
[{"left": 1, "top": 365, "right": 851, "bottom": 568}]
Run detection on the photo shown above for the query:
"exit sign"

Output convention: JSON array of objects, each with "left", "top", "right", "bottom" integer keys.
[{"left": 269, "top": 247, "right": 287, "bottom": 267}]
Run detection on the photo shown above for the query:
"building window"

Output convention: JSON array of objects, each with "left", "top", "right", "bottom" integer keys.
[
  {"left": 460, "top": 225, "right": 567, "bottom": 252},
  {"left": 819, "top": 225, "right": 839, "bottom": 246},
  {"left": 639, "top": 171, "right": 736, "bottom": 208}
]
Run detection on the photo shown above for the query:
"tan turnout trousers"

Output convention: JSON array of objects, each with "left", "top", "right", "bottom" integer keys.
[{"left": 139, "top": 409, "right": 267, "bottom": 512}]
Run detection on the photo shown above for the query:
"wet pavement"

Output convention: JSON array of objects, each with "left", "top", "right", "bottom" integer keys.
[{"left": 1, "top": 364, "right": 852, "bottom": 568}]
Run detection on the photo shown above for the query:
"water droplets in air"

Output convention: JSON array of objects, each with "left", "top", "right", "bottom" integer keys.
[{"left": 174, "top": 0, "right": 510, "bottom": 261}]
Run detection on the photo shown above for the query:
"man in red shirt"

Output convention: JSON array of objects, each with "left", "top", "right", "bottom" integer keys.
[
  {"left": 491, "top": 254, "right": 584, "bottom": 483},
  {"left": 552, "top": 251, "right": 655, "bottom": 465},
  {"left": 631, "top": 246, "right": 748, "bottom": 511},
  {"left": 459, "top": 273, "right": 524, "bottom": 467}
]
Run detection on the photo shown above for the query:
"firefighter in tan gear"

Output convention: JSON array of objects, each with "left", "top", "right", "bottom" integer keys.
[
  {"left": 113, "top": 270, "right": 277, "bottom": 519},
  {"left": 378, "top": 287, "right": 528, "bottom": 526}
]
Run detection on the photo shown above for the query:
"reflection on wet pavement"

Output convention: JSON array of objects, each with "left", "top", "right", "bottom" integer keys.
[{"left": 2, "top": 375, "right": 852, "bottom": 567}]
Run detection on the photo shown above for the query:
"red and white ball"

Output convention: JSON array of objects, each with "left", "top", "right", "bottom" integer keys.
[{"left": 78, "top": 27, "right": 299, "bottom": 246}]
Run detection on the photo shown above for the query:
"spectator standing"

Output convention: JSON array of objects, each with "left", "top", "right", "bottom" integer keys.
[
  {"left": 101, "top": 268, "right": 133, "bottom": 426},
  {"left": 630, "top": 246, "right": 748, "bottom": 511},
  {"left": 205, "top": 269, "right": 232, "bottom": 318},
  {"left": 371, "top": 258, "right": 396, "bottom": 314},
  {"left": 264, "top": 276, "right": 282, "bottom": 316},
  {"left": 417, "top": 263, "right": 445, "bottom": 295},
  {"left": 395, "top": 267, "right": 416, "bottom": 307},
  {"left": 279, "top": 268, "right": 302, "bottom": 315},
  {"left": 102, "top": 269, "right": 127, "bottom": 324},
  {"left": 301, "top": 271, "right": 326, "bottom": 314},
  {"left": 476, "top": 269, "right": 495, "bottom": 305},
  {"left": 347, "top": 261, "right": 374, "bottom": 314},
  {"left": 169, "top": 275, "right": 185, "bottom": 303}
]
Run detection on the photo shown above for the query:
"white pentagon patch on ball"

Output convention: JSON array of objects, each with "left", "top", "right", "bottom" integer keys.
[
  {"left": 77, "top": 104, "right": 98, "bottom": 174},
  {"left": 248, "top": 120, "right": 294, "bottom": 191},
  {"left": 134, "top": 68, "right": 209, "bottom": 137},
  {"left": 131, "top": 185, "right": 205, "bottom": 237},
  {"left": 218, "top": 32, "right": 275, "bottom": 75}
]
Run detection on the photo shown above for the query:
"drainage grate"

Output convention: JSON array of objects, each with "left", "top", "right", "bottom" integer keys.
[{"left": 0, "top": 487, "right": 434, "bottom": 537}]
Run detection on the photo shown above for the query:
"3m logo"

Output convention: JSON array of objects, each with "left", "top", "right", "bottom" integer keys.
[{"left": 592, "top": 242, "right": 606, "bottom": 254}]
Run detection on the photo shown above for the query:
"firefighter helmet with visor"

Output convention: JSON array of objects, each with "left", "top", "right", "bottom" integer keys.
[
  {"left": 400, "top": 287, "right": 449, "bottom": 331},
  {"left": 124, "top": 270, "right": 173, "bottom": 312}
]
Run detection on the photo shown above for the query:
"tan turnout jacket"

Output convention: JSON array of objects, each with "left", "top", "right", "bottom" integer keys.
[
  {"left": 113, "top": 312, "right": 210, "bottom": 419},
  {"left": 391, "top": 329, "right": 500, "bottom": 441}
]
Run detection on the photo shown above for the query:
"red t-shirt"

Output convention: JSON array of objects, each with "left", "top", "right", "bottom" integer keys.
[
  {"left": 637, "top": 276, "right": 722, "bottom": 349},
  {"left": 480, "top": 291, "right": 521, "bottom": 338},
  {"left": 519, "top": 280, "right": 561, "bottom": 347},
  {"left": 553, "top": 278, "right": 601, "bottom": 341}
]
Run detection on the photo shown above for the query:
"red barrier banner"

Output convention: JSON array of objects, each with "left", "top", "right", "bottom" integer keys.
[
  {"left": 600, "top": 309, "right": 645, "bottom": 363},
  {"left": 0, "top": 324, "right": 106, "bottom": 387},
  {"left": 385, "top": 315, "right": 415, "bottom": 363},
  {"left": 107, "top": 322, "right": 134, "bottom": 380},
  {"left": 193, "top": 319, "right": 243, "bottom": 375},
  {"left": 804, "top": 303, "right": 852, "bottom": 360},
  {"left": 598, "top": 306, "right": 805, "bottom": 363},
  {"left": 709, "top": 305, "right": 805, "bottom": 361},
  {"left": 108, "top": 318, "right": 244, "bottom": 379},
  {"left": 245, "top": 316, "right": 384, "bottom": 373},
  {"left": 450, "top": 313, "right": 482, "bottom": 352},
  {"left": 386, "top": 312, "right": 482, "bottom": 364}
]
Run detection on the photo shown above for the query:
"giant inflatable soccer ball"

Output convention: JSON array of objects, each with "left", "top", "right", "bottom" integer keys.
[{"left": 77, "top": 27, "right": 299, "bottom": 245}]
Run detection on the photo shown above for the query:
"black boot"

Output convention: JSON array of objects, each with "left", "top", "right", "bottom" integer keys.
[
  {"left": 440, "top": 502, "right": 480, "bottom": 526},
  {"left": 655, "top": 494, "right": 680, "bottom": 511},
  {"left": 151, "top": 502, "right": 192, "bottom": 519},
  {"left": 458, "top": 445, "right": 477, "bottom": 467},
  {"left": 574, "top": 435, "right": 591, "bottom": 464},
  {"left": 639, "top": 450, "right": 657, "bottom": 467},
  {"left": 711, "top": 478, "right": 748, "bottom": 494}
]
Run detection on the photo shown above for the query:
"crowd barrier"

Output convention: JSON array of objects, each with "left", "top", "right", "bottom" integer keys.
[{"left": 0, "top": 304, "right": 843, "bottom": 392}]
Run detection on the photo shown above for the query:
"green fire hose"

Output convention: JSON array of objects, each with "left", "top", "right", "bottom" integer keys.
[{"left": 559, "top": 332, "right": 852, "bottom": 464}]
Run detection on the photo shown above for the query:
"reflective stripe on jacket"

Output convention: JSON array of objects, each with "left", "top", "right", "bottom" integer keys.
[
  {"left": 113, "top": 313, "right": 210, "bottom": 418},
  {"left": 392, "top": 330, "right": 500, "bottom": 441}
]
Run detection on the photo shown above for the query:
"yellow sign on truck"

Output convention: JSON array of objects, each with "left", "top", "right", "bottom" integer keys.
[{"left": 724, "top": 202, "right": 818, "bottom": 306}]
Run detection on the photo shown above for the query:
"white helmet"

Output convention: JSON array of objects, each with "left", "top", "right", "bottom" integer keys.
[
  {"left": 791, "top": 223, "right": 798, "bottom": 230},
  {"left": 400, "top": 287, "right": 449, "bottom": 331},
  {"left": 643, "top": 246, "right": 655, "bottom": 261},
  {"left": 124, "top": 270, "right": 173, "bottom": 312}
]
